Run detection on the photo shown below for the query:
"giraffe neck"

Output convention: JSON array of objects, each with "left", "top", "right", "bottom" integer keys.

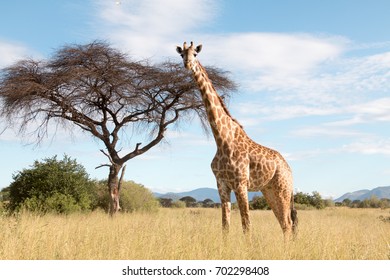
[{"left": 190, "top": 61, "right": 240, "bottom": 143}]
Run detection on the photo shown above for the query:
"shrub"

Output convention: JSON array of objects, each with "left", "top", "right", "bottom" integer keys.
[
  {"left": 294, "top": 191, "right": 325, "bottom": 209},
  {"left": 24, "top": 192, "right": 84, "bottom": 214},
  {"left": 158, "top": 198, "right": 173, "bottom": 208},
  {"left": 179, "top": 196, "right": 197, "bottom": 207},
  {"left": 7, "top": 155, "right": 96, "bottom": 214},
  {"left": 202, "top": 198, "right": 215, "bottom": 208},
  {"left": 0, "top": 187, "right": 10, "bottom": 214},
  {"left": 250, "top": 195, "right": 270, "bottom": 210},
  {"left": 323, "top": 199, "right": 335, "bottom": 208},
  {"left": 95, "top": 180, "right": 159, "bottom": 213},
  {"left": 294, "top": 203, "right": 316, "bottom": 210},
  {"left": 120, "top": 181, "right": 159, "bottom": 213},
  {"left": 171, "top": 200, "right": 186, "bottom": 208},
  {"left": 347, "top": 196, "right": 390, "bottom": 209},
  {"left": 310, "top": 191, "right": 325, "bottom": 209}
]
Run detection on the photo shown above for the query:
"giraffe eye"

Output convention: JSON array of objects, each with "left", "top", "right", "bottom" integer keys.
[
  {"left": 180, "top": 54, "right": 184, "bottom": 58},
  {"left": 194, "top": 54, "right": 197, "bottom": 57}
]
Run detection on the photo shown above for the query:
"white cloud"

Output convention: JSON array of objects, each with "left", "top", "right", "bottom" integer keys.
[
  {"left": 286, "top": 137, "right": 390, "bottom": 160},
  {"left": 348, "top": 97, "right": 390, "bottom": 122},
  {"left": 0, "top": 41, "right": 31, "bottom": 68},
  {"left": 236, "top": 49, "right": 390, "bottom": 109},
  {"left": 202, "top": 33, "right": 346, "bottom": 76},
  {"left": 292, "top": 126, "right": 365, "bottom": 139},
  {"left": 94, "top": 0, "right": 217, "bottom": 58},
  {"left": 98, "top": 0, "right": 216, "bottom": 35},
  {"left": 342, "top": 139, "right": 390, "bottom": 156},
  {"left": 284, "top": 148, "right": 334, "bottom": 161},
  {"left": 94, "top": 0, "right": 348, "bottom": 78},
  {"left": 225, "top": 43, "right": 390, "bottom": 113},
  {"left": 236, "top": 102, "right": 340, "bottom": 122},
  {"left": 331, "top": 52, "right": 390, "bottom": 94},
  {"left": 266, "top": 96, "right": 390, "bottom": 137},
  {"left": 311, "top": 97, "right": 390, "bottom": 128}
]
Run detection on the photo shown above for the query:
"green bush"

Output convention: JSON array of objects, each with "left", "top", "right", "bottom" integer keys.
[
  {"left": 345, "top": 196, "right": 390, "bottom": 209},
  {"left": 249, "top": 191, "right": 329, "bottom": 210},
  {"left": 7, "top": 155, "right": 97, "bottom": 214},
  {"left": 179, "top": 196, "right": 197, "bottom": 207},
  {"left": 294, "top": 203, "right": 316, "bottom": 210},
  {"left": 95, "top": 180, "right": 159, "bottom": 213},
  {"left": 22, "top": 192, "right": 83, "bottom": 214},
  {"left": 294, "top": 191, "right": 325, "bottom": 209},
  {"left": 158, "top": 198, "right": 173, "bottom": 207},
  {"left": 250, "top": 196, "right": 270, "bottom": 210},
  {"left": 171, "top": 200, "right": 186, "bottom": 208},
  {"left": 120, "top": 181, "right": 159, "bottom": 213}
]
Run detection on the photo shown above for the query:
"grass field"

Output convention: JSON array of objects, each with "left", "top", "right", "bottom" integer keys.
[{"left": 1, "top": 208, "right": 389, "bottom": 260}]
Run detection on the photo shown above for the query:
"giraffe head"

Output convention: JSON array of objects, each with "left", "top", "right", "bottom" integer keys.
[{"left": 176, "top": 41, "right": 202, "bottom": 70}]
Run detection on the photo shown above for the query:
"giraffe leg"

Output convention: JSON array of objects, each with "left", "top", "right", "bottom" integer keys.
[
  {"left": 262, "top": 186, "right": 294, "bottom": 241},
  {"left": 234, "top": 185, "right": 251, "bottom": 234},
  {"left": 217, "top": 182, "right": 231, "bottom": 233}
]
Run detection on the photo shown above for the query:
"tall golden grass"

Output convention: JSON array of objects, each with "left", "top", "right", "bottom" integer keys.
[{"left": 0, "top": 208, "right": 389, "bottom": 260}]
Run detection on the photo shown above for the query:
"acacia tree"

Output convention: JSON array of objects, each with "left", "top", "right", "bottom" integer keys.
[
  {"left": 179, "top": 196, "right": 197, "bottom": 207},
  {"left": 0, "top": 42, "right": 236, "bottom": 215}
]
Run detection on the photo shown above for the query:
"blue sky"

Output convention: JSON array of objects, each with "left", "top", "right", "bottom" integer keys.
[{"left": 1, "top": 0, "right": 390, "bottom": 198}]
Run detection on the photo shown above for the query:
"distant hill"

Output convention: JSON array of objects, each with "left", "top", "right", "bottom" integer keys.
[
  {"left": 154, "top": 186, "right": 390, "bottom": 204},
  {"left": 334, "top": 186, "right": 390, "bottom": 202},
  {"left": 153, "top": 187, "right": 262, "bottom": 203}
]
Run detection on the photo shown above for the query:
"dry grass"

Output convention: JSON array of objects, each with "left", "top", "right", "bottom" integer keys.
[{"left": 0, "top": 208, "right": 389, "bottom": 260}]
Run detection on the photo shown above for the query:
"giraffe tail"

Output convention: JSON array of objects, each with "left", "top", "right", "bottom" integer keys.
[{"left": 290, "top": 191, "right": 298, "bottom": 237}]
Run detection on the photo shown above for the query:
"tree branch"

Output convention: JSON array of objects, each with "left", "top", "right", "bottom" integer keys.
[
  {"left": 118, "top": 165, "right": 127, "bottom": 193},
  {"left": 99, "top": 149, "right": 114, "bottom": 165},
  {"left": 95, "top": 164, "right": 111, "bottom": 170}
]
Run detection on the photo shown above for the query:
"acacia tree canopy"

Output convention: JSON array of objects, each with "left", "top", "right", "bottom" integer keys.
[{"left": 0, "top": 41, "right": 236, "bottom": 215}]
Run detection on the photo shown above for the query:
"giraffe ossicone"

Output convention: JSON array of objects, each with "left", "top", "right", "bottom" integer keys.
[{"left": 176, "top": 41, "right": 298, "bottom": 240}]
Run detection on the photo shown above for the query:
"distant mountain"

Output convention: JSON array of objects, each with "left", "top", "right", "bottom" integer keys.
[
  {"left": 154, "top": 188, "right": 219, "bottom": 202},
  {"left": 335, "top": 189, "right": 370, "bottom": 202},
  {"left": 334, "top": 186, "right": 390, "bottom": 202},
  {"left": 155, "top": 186, "right": 390, "bottom": 204},
  {"left": 153, "top": 187, "right": 262, "bottom": 203}
]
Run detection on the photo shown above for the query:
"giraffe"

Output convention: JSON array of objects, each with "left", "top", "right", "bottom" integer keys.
[{"left": 176, "top": 42, "right": 298, "bottom": 240}]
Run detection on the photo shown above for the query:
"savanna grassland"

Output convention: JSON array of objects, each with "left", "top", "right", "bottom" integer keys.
[{"left": 1, "top": 208, "right": 389, "bottom": 260}]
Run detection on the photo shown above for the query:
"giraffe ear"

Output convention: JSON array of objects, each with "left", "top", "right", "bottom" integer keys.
[
  {"left": 195, "top": 44, "right": 202, "bottom": 53},
  {"left": 176, "top": 46, "right": 183, "bottom": 54}
]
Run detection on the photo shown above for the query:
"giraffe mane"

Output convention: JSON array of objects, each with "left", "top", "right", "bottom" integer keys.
[
  {"left": 217, "top": 92, "right": 243, "bottom": 129},
  {"left": 197, "top": 63, "right": 243, "bottom": 129}
]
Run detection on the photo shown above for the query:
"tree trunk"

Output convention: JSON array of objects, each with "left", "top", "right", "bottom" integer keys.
[{"left": 108, "top": 164, "right": 122, "bottom": 216}]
